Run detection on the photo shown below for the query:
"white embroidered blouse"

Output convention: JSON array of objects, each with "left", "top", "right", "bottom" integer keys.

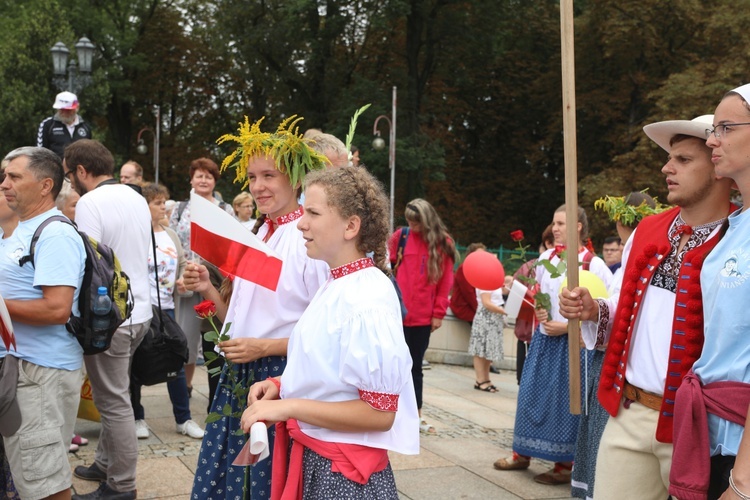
[{"left": 281, "top": 259, "right": 420, "bottom": 455}]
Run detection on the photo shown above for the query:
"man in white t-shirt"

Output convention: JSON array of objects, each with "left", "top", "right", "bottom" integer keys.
[{"left": 63, "top": 139, "right": 152, "bottom": 500}]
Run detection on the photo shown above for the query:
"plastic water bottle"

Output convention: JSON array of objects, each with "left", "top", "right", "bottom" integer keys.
[{"left": 91, "top": 287, "right": 111, "bottom": 348}]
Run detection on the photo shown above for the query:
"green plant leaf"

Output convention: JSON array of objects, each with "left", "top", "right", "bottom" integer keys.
[
  {"left": 538, "top": 260, "right": 558, "bottom": 274},
  {"left": 205, "top": 412, "right": 223, "bottom": 424},
  {"left": 344, "top": 104, "right": 372, "bottom": 152}
]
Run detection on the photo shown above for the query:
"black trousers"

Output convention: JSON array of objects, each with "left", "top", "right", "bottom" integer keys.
[
  {"left": 403, "top": 325, "right": 432, "bottom": 410},
  {"left": 708, "top": 454, "right": 735, "bottom": 500},
  {"left": 516, "top": 340, "right": 528, "bottom": 385}
]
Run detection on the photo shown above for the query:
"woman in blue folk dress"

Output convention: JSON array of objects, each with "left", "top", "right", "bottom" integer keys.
[{"left": 494, "top": 205, "right": 612, "bottom": 485}]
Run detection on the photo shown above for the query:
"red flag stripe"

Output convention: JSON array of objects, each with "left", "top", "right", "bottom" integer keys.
[{"left": 191, "top": 223, "right": 282, "bottom": 292}]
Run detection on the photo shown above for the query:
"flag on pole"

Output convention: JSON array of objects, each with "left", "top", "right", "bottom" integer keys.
[
  {"left": 0, "top": 293, "right": 16, "bottom": 351},
  {"left": 190, "top": 192, "right": 283, "bottom": 291}
]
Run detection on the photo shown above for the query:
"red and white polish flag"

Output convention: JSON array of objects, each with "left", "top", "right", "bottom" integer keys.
[
  {"left": 0, "top": 293, "right": 16, "bottom": 352},
  {"left": 190, "top": 193, "right": 283, "bottom": 291}
]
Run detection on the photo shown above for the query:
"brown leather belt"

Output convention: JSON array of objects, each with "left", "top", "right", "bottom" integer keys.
[{"left": 623, "top": 382, "right": 662, "bottom": 411}]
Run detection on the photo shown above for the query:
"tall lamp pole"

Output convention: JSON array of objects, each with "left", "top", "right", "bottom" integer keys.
[
  {"left": 50, "top": 37, "right": 95, "bottom": 93},
  {"left": 372, "top": 86, "right": 397, "bottom": 234},
  {"left": 136, "top": 105, "right": 161, "bottom": 183}
]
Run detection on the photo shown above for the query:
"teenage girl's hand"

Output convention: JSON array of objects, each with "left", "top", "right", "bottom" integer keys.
[
  {"left": 175, "top": 277, "right": 187, "bottom": 295},
  {"left": 535, "top": 307, "right": 549, "bottom": 323},
  {"left": 542, "top": 320, "right": 569, "bottom": 336},
  {"left": 431, "top": 317, "right": 442, "bottom": 332},
  {"left": 248, "top": 379, "right": 280, "bottom": 404},
  {"left": 239, "top": 399, "right": 294, "bottom": 433},
  {"left": 218, "top": 337, "right": 268, "bottom": 364},
  {"left": 183, "top": 262, "right": 210, "bottom": 293}
]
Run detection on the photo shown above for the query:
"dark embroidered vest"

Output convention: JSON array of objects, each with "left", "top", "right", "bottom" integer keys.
[{"left": 597, "top": 206, "right": 725, "bottom": 443}]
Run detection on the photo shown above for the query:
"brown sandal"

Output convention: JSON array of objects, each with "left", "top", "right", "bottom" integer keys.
[
  {"left": 533, "top": 469, "right": 571, "bottom": 485},
  {"left": 474, "top": 380, "right": 498, "bottom": 393},
  {"left": 494, "top": 453, "right": 531, "bottom": 470}
]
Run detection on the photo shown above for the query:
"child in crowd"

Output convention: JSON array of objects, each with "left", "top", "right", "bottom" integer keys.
[
  {"left": 241, "top": 166, "right": 419, "bottom": 498},
  {"left": 468, "top": 279, "right": 506, "bottom": 393}
]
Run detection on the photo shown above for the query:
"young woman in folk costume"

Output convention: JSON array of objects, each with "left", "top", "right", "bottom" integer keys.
[
  {"left": 185, "top": 116, "right": 330, "bottom": 499},
  {"left": 240, "top": 166, "right": 419, "bottom": 498},
  {"left": 670, "top": 84, "right": 750, "bottom": 500},
  {"left": 387, "top": 199, "right": 458, "bottom": 433},
  {"left": 494, "top": 204, "right": 612, "bottom": 484}
]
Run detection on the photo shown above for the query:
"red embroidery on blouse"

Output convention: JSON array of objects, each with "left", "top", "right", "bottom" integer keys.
[
  {"left": 331, "top": 258, "right": 374, "bottom": 279},
  {"left": 358, "top": 389, "right": 399, "bottom": 412},
  {"left": 276, "top": 207, "right": 304, "bottom": 226}
]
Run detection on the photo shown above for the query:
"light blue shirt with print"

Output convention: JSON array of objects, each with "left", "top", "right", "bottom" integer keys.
[
  {"left": 695, "top": 207, "right": 750, "bottom": 456},
  {"left": 0, "top": 208, "right": 86, "bottom": 370}
]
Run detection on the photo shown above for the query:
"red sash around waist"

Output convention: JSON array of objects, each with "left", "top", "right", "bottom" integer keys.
[{"left": 271, "top": 418, "right": 389, "bottom": 500}]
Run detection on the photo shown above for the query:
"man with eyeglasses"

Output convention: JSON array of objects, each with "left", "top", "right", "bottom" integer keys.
[
  {"left": 560, "top": 115, "right": 735, "bottom": 500},
  {"left": 601, "top": 236, "right": 623, "bottom": 273},
  {"left": 62, "top": 139, "right": 152, "bottom": 500}
]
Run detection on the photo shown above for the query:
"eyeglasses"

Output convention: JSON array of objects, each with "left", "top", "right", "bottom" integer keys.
[
  {"left": 63, "top": 170, "right": 74, "bottom": 183},
  {"left": 705, "top": 122, "right": 750, "bottom": 139}
]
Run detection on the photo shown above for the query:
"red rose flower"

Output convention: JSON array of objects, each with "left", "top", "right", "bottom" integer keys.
[
  {"left": 510, "top": 230, "right": 525, "bottom": 242},
  {"left": 194, "top": 300, "right": 217, "bottom": 319}
]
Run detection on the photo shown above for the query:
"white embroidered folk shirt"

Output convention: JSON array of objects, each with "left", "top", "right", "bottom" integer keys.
[{"left": 281, "top": 258, "right": 420, "bottom": 455}]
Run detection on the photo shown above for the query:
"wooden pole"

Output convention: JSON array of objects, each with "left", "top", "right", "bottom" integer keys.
[{"left": 560, "top": 0, "right": 581, "bottom": 415}]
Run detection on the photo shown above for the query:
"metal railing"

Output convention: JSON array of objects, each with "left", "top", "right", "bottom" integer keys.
[{"left": 454, "top": 244, "right": 540, "bottom": 274}]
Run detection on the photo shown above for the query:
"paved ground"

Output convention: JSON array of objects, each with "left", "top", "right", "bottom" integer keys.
[{"left": 68, "top": 363, "right": 575, "bottom": 499}]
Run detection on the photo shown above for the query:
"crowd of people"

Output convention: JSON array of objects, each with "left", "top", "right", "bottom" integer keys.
[{"left": 1, "top": 82, "right": 749, "bottom": 500}]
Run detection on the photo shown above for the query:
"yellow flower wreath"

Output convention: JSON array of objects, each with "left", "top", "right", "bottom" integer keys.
[{"left": 217, "top": 115, "right": 329, "bottom": 189}]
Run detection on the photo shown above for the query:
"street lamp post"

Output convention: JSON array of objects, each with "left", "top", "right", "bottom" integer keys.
[
  {"left": 372, "top": 86, "right": 397, "bottom": 234},
  {"left": 136, "top": 105, "right": 162, "bottom": 184},
  {"left": 50, "top": 37, "right": 95, "bottom": 94}
]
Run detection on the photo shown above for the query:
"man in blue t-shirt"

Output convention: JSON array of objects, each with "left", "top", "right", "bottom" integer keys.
[{"left": 0, "top": 146, "right": 85, "bottom": 499}]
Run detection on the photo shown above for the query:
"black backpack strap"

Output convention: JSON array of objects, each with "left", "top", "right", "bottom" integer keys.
[
  {"left": 393, "top": 227, "right": 410, "bottom": 276},
  {"left": 18, "top": 215, "right": 74, "bottom": 268},
  {"left": 151, "top": 227, "right": 166, "bottom": 335}
]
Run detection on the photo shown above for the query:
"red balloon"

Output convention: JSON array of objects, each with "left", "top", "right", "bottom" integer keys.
[{"left": 463, "top": 250, "right": 506, "bottom": 290}]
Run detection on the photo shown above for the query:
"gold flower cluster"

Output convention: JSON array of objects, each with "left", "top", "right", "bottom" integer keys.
[{"left": 217, "top": 115, "right": 328, "bottom": 189}]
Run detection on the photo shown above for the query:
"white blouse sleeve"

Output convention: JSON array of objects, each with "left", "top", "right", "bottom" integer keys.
[{"left": 338, "top": 305, "right": 411, "bottom": 412}]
